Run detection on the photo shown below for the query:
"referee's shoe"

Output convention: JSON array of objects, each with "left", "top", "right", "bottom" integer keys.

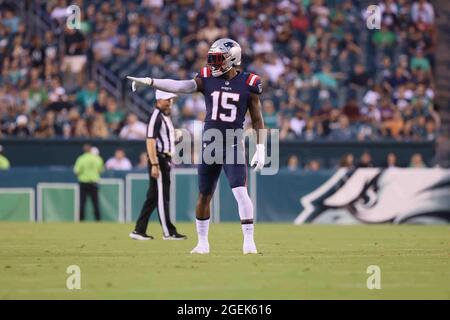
[
  {"left": 163, "top": 232, "right": 187, "bottom": 240},
  {"left": 129, "top": 231, "right": 154, "bottom": 240}
]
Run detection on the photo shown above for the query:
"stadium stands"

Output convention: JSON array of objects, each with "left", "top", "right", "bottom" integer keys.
[{"left": 0, "top": 0, "right": 442, "bottom": 167}]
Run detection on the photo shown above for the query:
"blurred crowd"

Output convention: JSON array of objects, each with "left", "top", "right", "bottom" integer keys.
[
  {"left": 286, "top": 149, "right": 430, "bottom": 171},
  {"left": 0, "top": 0, "right": 440, "bottom": 142},
  {"left": 0, "top": 142, "right": 431, "bottom": 171}
]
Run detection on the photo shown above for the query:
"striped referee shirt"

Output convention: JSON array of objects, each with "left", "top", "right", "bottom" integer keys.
[{"left": 146, "top": 108, "right": 175, "bottom": 155}]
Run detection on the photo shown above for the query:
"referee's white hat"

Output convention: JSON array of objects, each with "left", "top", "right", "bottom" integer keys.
[{"left": 155, "top": 90, "right": 177, "bottom": 100}]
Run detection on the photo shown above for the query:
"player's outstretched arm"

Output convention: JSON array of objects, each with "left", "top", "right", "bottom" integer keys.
[
  {"left": 248, "top": 93, "right": 266, "bottom": 172},
  {"left": 126, "top": 76, "right": 202, "bottom": 94}
]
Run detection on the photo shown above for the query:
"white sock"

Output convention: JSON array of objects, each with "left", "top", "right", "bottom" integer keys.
[
  {"left": 231, "top": 186, "right": 255, "bottom": 243},
  {"left": 196, "top": 218, "right": 210, "bottom": 245},
  {"left": 241, "top": 223, "right": 255, "bottom": 244}
]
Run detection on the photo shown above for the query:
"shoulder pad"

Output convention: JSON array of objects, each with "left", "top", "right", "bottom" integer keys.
[{"left": 245, "top": 73, "right": 262, "bottom": 94}]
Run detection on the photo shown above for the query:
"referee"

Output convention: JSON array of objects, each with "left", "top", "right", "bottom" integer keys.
[{"left": 129, "top": 90, "right": 186, "bottom": 240}]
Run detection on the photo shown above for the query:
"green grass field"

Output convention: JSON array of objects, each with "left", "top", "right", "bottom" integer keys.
[{"left": 0, "top": 222, "right": 448, "bottom": 299}]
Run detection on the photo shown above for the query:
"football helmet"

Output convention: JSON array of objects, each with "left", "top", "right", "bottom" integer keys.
[{"left": 207, "top": 38, "right": 242, "bottom": 77}]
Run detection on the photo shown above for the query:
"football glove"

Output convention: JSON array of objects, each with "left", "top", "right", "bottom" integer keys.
[
  {"left": 126, "top": 76, "right": 153, "bottom": 92},
  {"left": 251, "top": 144, "right": 265, "bottom": 172}
]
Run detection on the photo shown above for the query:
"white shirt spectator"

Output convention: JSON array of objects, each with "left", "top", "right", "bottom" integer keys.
[
  {"left": 363, "top": 89, "right": 381, "bottom": 107},
  {"left": 119, "top": 120, "right": 147, "bottom": 140},
  {"left": 412, "top": 1, "right": 434, "bottom": 25},
  {"left": 263, "top": 57, "right": 285, "bottom": 83},
  {"left": 105, "top": 157, "right": 132, "bottom": 170},
  {"left": 49, "top": 87, "right": 67, "bottom": 102},
  {"left": 51, "top": 5, "right": 69, "bottom": 21},
  {"left": 290, "top": 117, "right": 306, "bottom": 136},
  {"left": 141, "top": 0, "right": 163, "bottom": 9},
  {"left": 209, "top": 0, "right": 234, "bottom": 10},
  {"left": 253, "top": 35, "right": 273, "bottom": 55},
  {"left": 93, "top": 36, "right": 113, "bottom": 61},
  {"left": 379, "top": 2, "right": 399, "bottom": 15}
]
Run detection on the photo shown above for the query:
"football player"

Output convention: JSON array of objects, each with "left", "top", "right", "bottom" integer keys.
[{"left": 127, "top": 38, "right": 265, "bottom": 254}]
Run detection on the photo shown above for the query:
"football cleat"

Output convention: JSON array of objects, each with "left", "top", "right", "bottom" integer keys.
[
  {"left": 190, "top": 244, "right": 210, "bottom": 254},
  {"left": 243, "top": 242, "right": 258, "bottom": 255}
]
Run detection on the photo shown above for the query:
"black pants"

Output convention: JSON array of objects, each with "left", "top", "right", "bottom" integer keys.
[
  {"left": 79, "top": 182, "right": 101, "bottom": 221},
  {"left": 134, "top": 154, "right": 177, "bottom": 236}
]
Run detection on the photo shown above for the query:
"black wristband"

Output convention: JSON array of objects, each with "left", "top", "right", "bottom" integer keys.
[{"left": 151, "top": 163, "right": 159, "bottom": 166}]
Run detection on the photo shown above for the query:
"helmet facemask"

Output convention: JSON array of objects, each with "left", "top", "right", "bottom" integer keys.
[{"left": 207, "top": 51, "right": 233, "bottom": 77}]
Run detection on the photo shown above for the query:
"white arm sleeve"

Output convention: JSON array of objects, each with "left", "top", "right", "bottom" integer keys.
[{"left": 152, "top": 78, "right": 197, "bottom": 94}]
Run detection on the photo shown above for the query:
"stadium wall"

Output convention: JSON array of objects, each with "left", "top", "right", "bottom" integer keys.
[
  {"left": 0, "top": 138, "right": 436, "bottom": 168},
  {"left": 0, "top": 167, "right": 448, "bottom": 224}
]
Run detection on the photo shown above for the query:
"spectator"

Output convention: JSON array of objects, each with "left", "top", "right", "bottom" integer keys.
[
  {"left": 348, "top": 64, "right": 371, "bottom": 101},
  {"left": 61, "top": 25, "right": 87, "bottom": 85},
  {"left": 382, "top": 111, "right": 404, "bottom": 139},
  {"left": 411, "top": 0, "right": 435, "bottom": 27},
  {"left": 328, "top": 115, "right": 356, "bottom": 140},
  {"left": 106, "top": 148, "right": 132, "bottom": 170},
  {"left": 305, "top": 160, "right": 321, "bottom": 171},
  {"left": 289, "top": 111, "right": 306, "bottom": 138},
  {"left": 287, "top": 155, "right": 299, "bottom": 171},
  {"left": 339, "top": 154, "right": 354, "bottom": 168},
  {"left": 119, "top": 113, "right": 147, "bottom": 140},
  {"left": 302, "top": 119, "right": 321, "bottom": 141},
  {"left": 93, "top": 31, "right": 114, "bottom": 62},
  {"left": 104, "top": 97, "right": 125, "bottom": 134},
  {"left": 27, "top": 79, "right": 48, "bottom": 112},
  {"left": 372, "top": 24, "right": 396, "bottom": 49},
  {"left": 0, "top": 145, "right": 10, "bottom": 170},
  {"left": 12, "top": 115, "right": 30, "bottom": 137},
  {"left": 136, "top": 152, "right": 148, "bottom": 169},
  {"left": 34, "top": 112, "right": 55, "bottom": 138},
  {"left": 90, "top": 114, "right": 109, "bottom": 138},
  {"left": 425, "top": 119, "right": 438, "bottom": 141},
  {"left": 262, "top": 100, "right": 278, "bottom": 129},
  {"left": 0, "top": 0, "right": 441, "bottom": 150},
  {"left": 73, "top": 118, "right": 90, "bottom": 138},
  {"left": 76, "top": 80, "right": 98, "bottom": 113},
  {"left": 93, "top": 89, "right": 108, "bottom": 113},
  {"left": 409, "top": 153, "right": 427, "bottom": 168},
  {"left": 410, "top": 49, "right": 431, "bottom": 72},
  {"left": 386, "top": 152, "right": 398, "bottom": 168},
  {"left": 358, "top": 151, "right": 373, "bottom": 168}
]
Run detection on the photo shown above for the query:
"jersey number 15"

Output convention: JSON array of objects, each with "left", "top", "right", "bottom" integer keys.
[{"left": 211, "top": 91, "right": 239, "bottom": 123}]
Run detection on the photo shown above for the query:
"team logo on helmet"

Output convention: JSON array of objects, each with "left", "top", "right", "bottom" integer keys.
[
  {"left": 223, "top": 41, "right": 236, "bottom": 48},
  {"left": 207, "top": 38, "right": 242, "bottom": 77}
]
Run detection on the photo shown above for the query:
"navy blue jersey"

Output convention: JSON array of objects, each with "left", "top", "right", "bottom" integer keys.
[{"left": 197, "top": 67, "right": 262, "bottom": 131}]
